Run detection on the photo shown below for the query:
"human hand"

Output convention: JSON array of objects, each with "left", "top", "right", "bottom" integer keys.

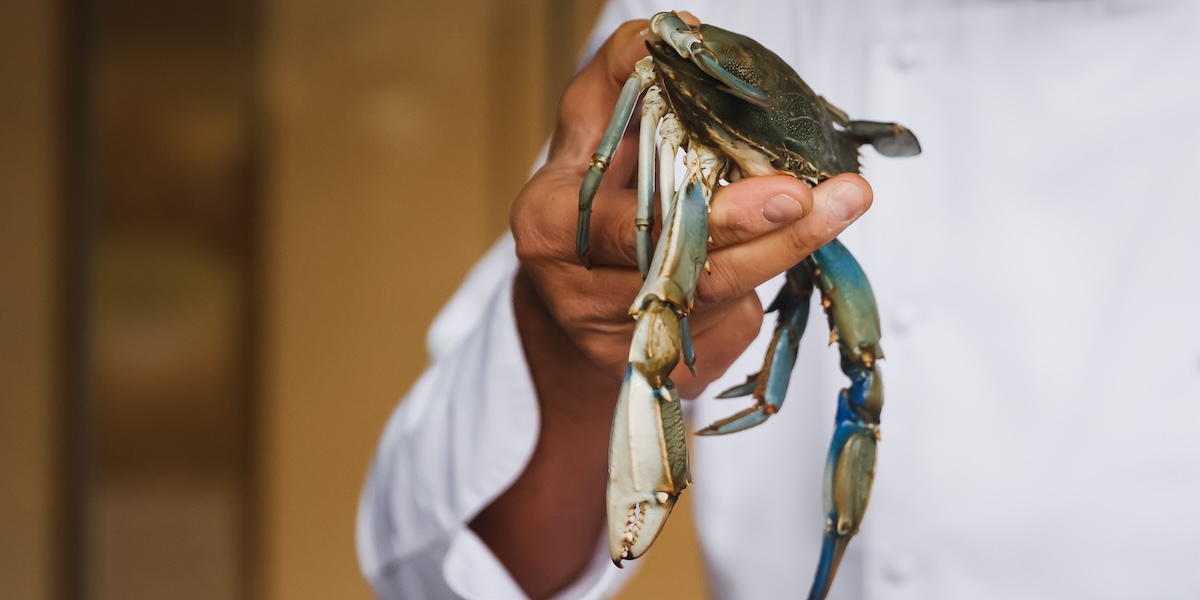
[{"left": 510, "top": 18, "right": 874, "bottom": 402}]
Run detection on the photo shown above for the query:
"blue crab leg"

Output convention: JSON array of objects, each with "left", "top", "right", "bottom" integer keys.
[
  {"left": 577, "top": 56, "right": 656, "bottom": 269},
  {"left": 698, "top": 262, "right": 814, "bottom": 435},
  {"left": 636, "top": 86, "right": 668, "bottom": 277},
  {"left": 680, "top": 314, "right": 696, "bottom": 374},
  {"left": 628, "top": 144, "right": 717, "bottom": 319},
  {"left": 806, "top": 239, "right": 884, "bottom": 600},
  {"left": 657, "top": 113, "right": 685, "bottom": 225},
  {"left": 608, "top": 143, "right": 719, "bottom": 565},
  {"left": 656, "top": 113, "right": 699, "bottom": 371},
  {"left": 649, "top": 12, "right": 775, "bottom": 109}
]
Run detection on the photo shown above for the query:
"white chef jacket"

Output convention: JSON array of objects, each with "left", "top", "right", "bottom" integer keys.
[{"left": 357, "top": 0, "right": 1200, "bottom": 598}]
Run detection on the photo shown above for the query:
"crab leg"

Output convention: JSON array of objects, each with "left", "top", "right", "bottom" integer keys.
[
  {"left": 806, "top": 239, "right": 884, "bottom": 600},
  {"left": 577, "top": 56, "right": 656, "bottom": 269},
  {"left": 820, "top": 97, "right": 921, "bottom": 159},
  {"left": 636, "top": 86, "right": 668, "bottom": 277},
  {"left": 608, "top": 143, "right": 719, "bottom": 565},
  {"left": 698, "top": 262, "right": 814, "bottom": 435},
  {"left": 699, "top": 238, "right": 882, "bottom": 597},
  {"left": 657, "top": 113, "right": 684, "bottom": 225},
  {"left": 819, "top": 96, "right": 921, "bottom": 160}
]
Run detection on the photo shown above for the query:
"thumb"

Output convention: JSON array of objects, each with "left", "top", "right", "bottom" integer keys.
[{"left": 696, "top": 174, "right": 873, "bottom": 306}]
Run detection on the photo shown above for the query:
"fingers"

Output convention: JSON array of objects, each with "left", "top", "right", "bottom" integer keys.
[
  {"left": 524, "top": 169, "right": 867, "bottom": 279},
  {"left": 546, "top": 13, "right": 701, "bottom": 168},
  {"left": 559, "top": 174, "right": 819, "bottom": 270},
  {"left": 697, "top": 174, "right": 873, "bottom": 306},
  {"left": 511, "top": 170, "right": 641, "bottom": 268},
  {"left": 706, "top": 176, "right": 815, "bottom": 248}
]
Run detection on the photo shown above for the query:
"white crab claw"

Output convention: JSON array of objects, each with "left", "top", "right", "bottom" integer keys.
[{"left": 607, "top": 362, "right": 689, "bottom": 565}]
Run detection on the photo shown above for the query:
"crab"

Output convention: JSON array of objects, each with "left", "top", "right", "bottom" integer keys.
[{"left": 575, "top": 12, "right": 920, "bottom": 599}]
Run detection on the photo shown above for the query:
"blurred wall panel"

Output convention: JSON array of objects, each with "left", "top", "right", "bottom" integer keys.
[
  {"left": 0, "top": 1, "right": 61, "bottom": 599},
  {"left": 258, "top": 0, "right": 500, "bottom": 595},
  {"left": 87, "top": 0, "right": 259, "bottom": 598}
]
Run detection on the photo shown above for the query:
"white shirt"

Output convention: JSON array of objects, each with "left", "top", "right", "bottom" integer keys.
[{"left": 357, "top": 1, "right": 1200, "bottom": 598}]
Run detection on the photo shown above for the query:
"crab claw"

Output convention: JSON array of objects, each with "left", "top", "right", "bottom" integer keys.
[
  {"left": 649, "top": 11, "right": 775, "bottom": 109},
  {"left": 607, "top": 363, "right": 689, "bottom": 565},
  {"left": 608, "top": 302, "right": 691, "bottom": 565},
  {"left": 844, "top": 120, "right": 922, "bottom": 157}
]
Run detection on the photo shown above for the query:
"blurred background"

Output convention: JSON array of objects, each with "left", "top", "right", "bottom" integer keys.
[{"left": 0, "top": 0, "right": 708, "bottom": 598}]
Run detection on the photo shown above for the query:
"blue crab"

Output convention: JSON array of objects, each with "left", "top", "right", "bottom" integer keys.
[{"left": 575, "top": 12, "right": 920, "bottom": 599}]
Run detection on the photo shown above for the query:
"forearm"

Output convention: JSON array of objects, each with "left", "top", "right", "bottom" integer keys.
[{"left": 469, "top": 268, "right": 621, "bottom": 599}]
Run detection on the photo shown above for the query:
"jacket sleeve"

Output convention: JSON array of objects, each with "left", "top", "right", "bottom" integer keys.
[{"left": 355, "top": 234, "right": 634, "bottom": 600}]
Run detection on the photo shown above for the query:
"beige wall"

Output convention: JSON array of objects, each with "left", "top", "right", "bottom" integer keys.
[
  {"left": 258, "top": 2, "right": 498, "bottom": 598},
  {"left": 0, "top": 1, "right": 60, "bottom": 599}
]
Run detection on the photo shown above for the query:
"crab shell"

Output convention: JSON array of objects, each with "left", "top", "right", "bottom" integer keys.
[{"left": 646, "top": 24, "right": 862, "bottom": 185}]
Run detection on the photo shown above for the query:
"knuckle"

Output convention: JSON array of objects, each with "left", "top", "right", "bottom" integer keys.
[
  {"left": 552, "top": 277, "right": 631, "bottom": 332},
  {"left": 604, "top": 19, "right": 651, "bottom": 61},
  {"left": 783, "top": 221, "right": 820, "bottom": 258},
  {"left": 711, "top": 204, "right": 756, "bottom": 246},
  {"left": 541, "top": 292, "right": 592, "bottom": 342},
  {"left": 512, "top": 181, "right": 571, "bottom": 265},
  {"left": 694, "top": 258, "right": 741, "bottom": 307},
  {"left": 615, "top": 221, "right": 639, "bottom": 265},
  {"left": 732, "top": 297, "right": 764, "bottom": 346},
  {"left": 511, "top": 213, "right": 552, "bottom": 264},
  {"left": 687, "top": 297, "right": 764, "bottom": 386},
  {"left": 554, "top": 305, "right": 589, "bottom": 336}
]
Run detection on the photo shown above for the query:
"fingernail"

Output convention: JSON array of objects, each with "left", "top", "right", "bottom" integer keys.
[
  {"left": 763, "top": 194, "right": 803, "bottom": 223},
  {"left": 827, "top": 182, "right": 864, "bottom": 222}
]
